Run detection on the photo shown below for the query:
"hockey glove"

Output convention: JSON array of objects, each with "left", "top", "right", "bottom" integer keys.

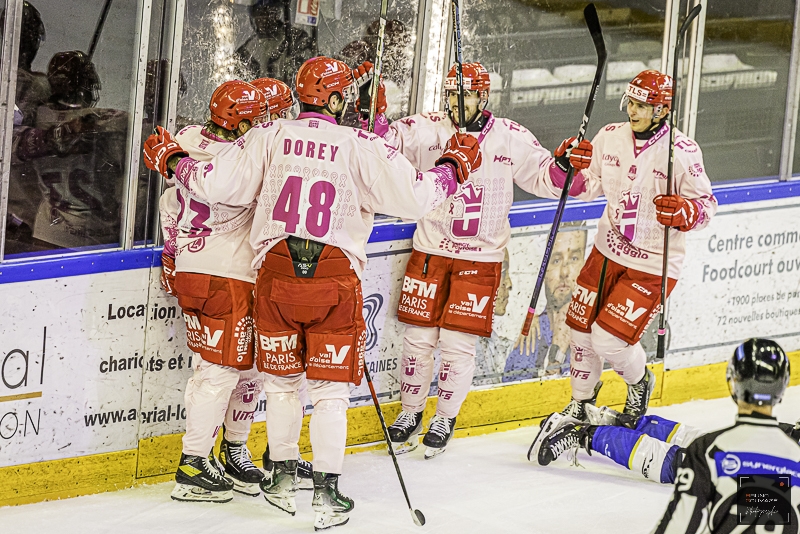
[
  {"left": 160, "top": 252, "right": 177, "bottom": 297},
  {"left": 554, "top": 136, "right": 593, "bottom": 172},
  {"left": 352, "top": 61, "right": 374, "bottom": 88},
  {"left": 435, "top": 133, "right": 482, "bottom": 184},
  {"left": 357, "top": 79, "right": 387, "bottom": 117},
  {"left": 143, "top": 126, "right": 187, "bottom": 177},
  {"left": 653, "top": 194, "right": 701, "bottom": 231}
]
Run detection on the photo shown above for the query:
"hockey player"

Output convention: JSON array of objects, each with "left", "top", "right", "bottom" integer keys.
[
  {"left": 145, "top": 56, "right": 481, "bottom": 529},
  {"left": 151, "top": 79, "right": 295, "bottom": 503},
  {"left": 357, "top": 61, "right": 593, "bottom": 458},
  {"left": 532, "top": 70, "right": 717, "bottom": 423}
]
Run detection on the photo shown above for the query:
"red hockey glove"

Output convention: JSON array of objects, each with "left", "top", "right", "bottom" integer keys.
[
  {"left": 653, "top": 194, "right": 701, "bottom": 231},
  {"left": 143, "top": 126, "right": 187, "bottom": 177},
  {"left": 352, "top": 61, "right": 374, "bottom": 88},
  {"left": 160, "top": 252, "right": 177, "bottom": 297},
  {"left": 436, "top": 133, "right": 482, "bottom": 184},
  {"left": 554, "top": 136, "right": 593, "bottom": 172}
]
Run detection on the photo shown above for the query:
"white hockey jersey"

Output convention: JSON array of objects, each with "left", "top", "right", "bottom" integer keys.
[
  {"left": 535, "top": 121, "right": 717, "bottom": 279},
  {"left": 385, "top": 111, "right": 554, "bottom": 263},
  {"left": 162, "top": 125, "right": 258, "bottom": 283},
  {"left": 159, "top": 186, "right": 178, "bottom": 258},
  {"left": 173, "top": 113, "right": 457, "bottom": 277}
]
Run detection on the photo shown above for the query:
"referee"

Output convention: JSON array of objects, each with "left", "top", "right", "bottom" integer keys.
[{"left": 652, "top": 338, "right": 800, "bottom": 533}]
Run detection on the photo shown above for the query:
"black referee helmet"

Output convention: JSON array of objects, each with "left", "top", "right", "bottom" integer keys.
[{"left": 727, "top": 338, "right": 790, "bottom": 407}]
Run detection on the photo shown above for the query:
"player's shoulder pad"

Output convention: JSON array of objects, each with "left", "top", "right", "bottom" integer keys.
[
  {"left": 349, "top": 126, "right": 402, "bottom": 162},
  {"left": 494, "top": 116, "right": 542, "bottom": 148},
  {"left": 599, "top": 121, "right": 628, "bottom": 136},
  {"left": 673, "top": 130, "right": 702, "bottom": 155},
  {"left": 415, "top": 111, "right": 449, "bottom": 126}
]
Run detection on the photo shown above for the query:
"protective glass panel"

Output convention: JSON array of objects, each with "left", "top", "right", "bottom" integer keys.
[
  {"left": 461, "top": 0, "right": 668, "bottom": 201},
  {"left": 136, "top": 0, "right": 170, "bottom": 246},
  {"left": 177, "top": 0, "right": 421, "bottom": 131},
  {"left": 4, "top": 0, "right": 138, "bottom": 258},
  {"left": 695, "top": 0, "right": 794, "bottom": 182}
]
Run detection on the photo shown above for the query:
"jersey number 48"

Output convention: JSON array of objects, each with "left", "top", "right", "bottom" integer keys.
[{"left": 273, "top": 175, "right": 337, "bottom": 238}]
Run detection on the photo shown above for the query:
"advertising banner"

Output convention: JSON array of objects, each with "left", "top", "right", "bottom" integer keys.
[{"left": 0, "top": 271, "right": 149, "bottom": 466}]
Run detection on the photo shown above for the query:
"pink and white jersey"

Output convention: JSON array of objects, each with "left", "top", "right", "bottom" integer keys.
[
  {"left": 170, "top": 125, "right": 258, "bottom": 283},
  {"left": 159, "top": 186, "right": 178, "bottom": 258},
  {"left": 385, "top": 111, "right": 554, "bottom": 262},
  {"left": 173, "top": 113, "right": 456, "bottom": 277},
  {"left": 540, "top": 121, "right": 717, "bottom": 279}
]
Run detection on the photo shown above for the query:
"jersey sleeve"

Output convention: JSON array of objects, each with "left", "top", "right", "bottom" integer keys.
[
  {"left": 508, "top": 125, "right": 560, "bottom": 197},
  {"left": 384, "top": 115, "right": 424, "bottom": 168},
  {"left": 159, "top": 186, "right": 179, "bottom": 258},
  {"left": 674, "top": 137, "right": 717, "bottom": 232},
  {"left": 356, "top": 131, "right": 453, "bottom": 220},
  {"left": 173, "top": 127, "right": 275, "bottom": 207},
  {"left": 651, "top": 438, "right": 713, "bottom": 534},
  {"left": 572, "top": 128, "right": 607, "bottom": 202}
]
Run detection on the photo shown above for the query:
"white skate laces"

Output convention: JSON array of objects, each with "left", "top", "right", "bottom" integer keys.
[
  {"left": 394, "top": 411, "right": 419, "bottom": 431},
  {"left": 203, "top": 456, "right": 226, "bottom": 480},
  {"left": 428, "top": 415, "right": 452, "bottom": 438},
  {"left": 230, "top": 443, "right": 257, "bottom": 471}
]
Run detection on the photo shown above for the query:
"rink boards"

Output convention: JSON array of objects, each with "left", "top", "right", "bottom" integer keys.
[{"left": 1, "top": 181, "right": 799, "bottom": 505}]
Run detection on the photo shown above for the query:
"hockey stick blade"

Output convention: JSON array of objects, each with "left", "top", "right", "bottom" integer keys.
[
  {"left": 412, "top": 509, "right": 426, "bottom": 526},
  {"left": 679, "top": 4, "right": 702, "bottom": 35},
  {"left": 521, "top": 3, "right": 606, "bottom": 336}
]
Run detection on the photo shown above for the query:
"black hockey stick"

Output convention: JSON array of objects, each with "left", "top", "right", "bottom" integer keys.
[
  {"left": 88, "top": 0, "right": 114, "bottom": 60},
  {"left": 450, "top": 0, "right": 467, "bottom": 133},
  {"left": 521, "top": 3, "right": 606, "bottom": 336},
  {"left": 364, "top": 366, "right": 426, "bottom": 527},
  {"left": 656, "top": 3, "right": 702, "bottom": 360},
  {"left": 365, "top": 0, "right": 389, "bottom": 133}
]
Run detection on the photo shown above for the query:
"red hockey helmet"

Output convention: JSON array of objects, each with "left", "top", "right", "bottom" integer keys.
[
  {"left": 251, "top": 77, "right": 295, "bottom": 119},
  {"left": 209, "top": 80, "right": 267, "bottom": 130},
  {"left": 295, "top": 56, "right": 357, "bottom": 107},
  {"left": 621, "top": 69, "right": 673, "bottom": 112},
  {"left": 444, "top": 62, "right": 491, "bottom": 93}
]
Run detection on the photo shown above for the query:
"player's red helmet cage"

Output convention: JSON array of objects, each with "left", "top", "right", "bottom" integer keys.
[
  {"left": 295, "top": 56, "right": 357, "bottom": 108},
  {"left": 251, "top": 77, "right": 295, "bottom": 119},
  {"left": 209, "top": 80, "right": 268, "bottom": 130},
  {"left": 621, "top": 69, "right": 673, "bottom": 112},
  {"left": 444, "top": 62, "right": 491, "bottom": 94}
]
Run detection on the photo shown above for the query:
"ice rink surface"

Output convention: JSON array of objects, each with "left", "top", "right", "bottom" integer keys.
[{"left": 3, "top": 386, "right": 799, "bottom": 534}]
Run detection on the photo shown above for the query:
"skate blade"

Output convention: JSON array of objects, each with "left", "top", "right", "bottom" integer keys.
[
  {"left": 170, "top": 483, "right": 232, "bottom": 503},
  {"left": 263, "top": 492, "right": 297, "bottom": 515},
  {"left": 225, "top": 475, "right": 261, "bottom": 497},
  {"left": 391, "top": 437, "right": 420, "bottom": 455},
  {"left": 297, "top": 476, "right": 314, "bottom": 491},
  {"left": 423, "top": 445, "right": 447, "bottom": 459},
  {"left": 314, "top": 510, "right": 351, "bottom": 531}
]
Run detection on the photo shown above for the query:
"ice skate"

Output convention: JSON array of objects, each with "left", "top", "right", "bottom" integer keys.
[
  {"left": 528, "top": 412, "right": 581, "bottom": 462},
  {"left": 387, "top": 410, "right": 423, "bottom": 454},
  {"left": 218, "top": 438, "right": 264, "bottom": 497},
  {"left": 170, "top": 453, "right": 234, "bottom": 503},
  {"left": 624, "top": 368, "right": 655, "bottom": 420},
  {"left": 537, "top": 418, "right": 592, "bottom": 466},
  {"left": 312, "top": 472, "right": 354, "bottom": 531},
  {"left": 422, "top": 415, "right": 456, "bottom": 459},
  {"left": 260, "top": 459, "right": 298, "bottom": 515},
  {"left": 263, "top": 445, "right": 313, "bottom": 490},
  {"left": 560, "top": 380, "right": 603, "bottom": 422},
  {"left": 584, "top": 403, "right": 640, "bottom": 428}
]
